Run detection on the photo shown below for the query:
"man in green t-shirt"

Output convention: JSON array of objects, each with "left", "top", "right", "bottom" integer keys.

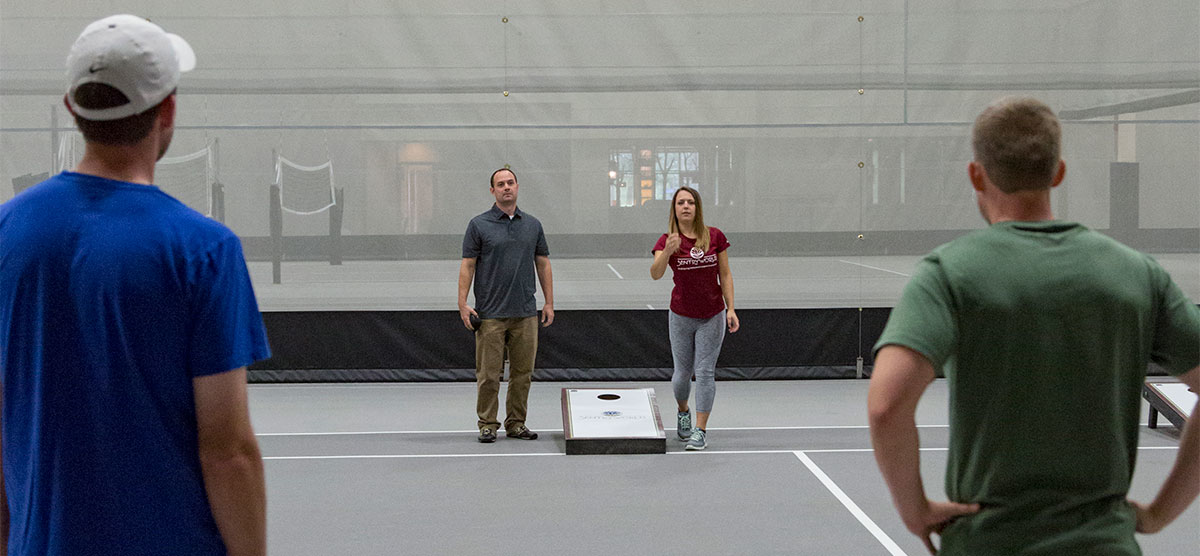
[{"left": 868, "top": 96, "right": 1200, "bottom": 555}]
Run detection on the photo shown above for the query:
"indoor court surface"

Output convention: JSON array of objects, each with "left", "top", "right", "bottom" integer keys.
[
  {"left": 251, "top": 379, "right": 1197, "bottom": 555},
  {"left": 248, "top": 253, "right": 1200, "bottom": 311}
]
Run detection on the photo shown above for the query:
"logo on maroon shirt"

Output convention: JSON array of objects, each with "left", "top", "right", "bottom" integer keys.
[{"left": 689, "top": 246, "right": 705, "bottom": 259}]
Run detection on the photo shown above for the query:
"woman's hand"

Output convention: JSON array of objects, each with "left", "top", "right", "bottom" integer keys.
[
  {"left": 726, "top": 309, "right": 739, "bottom": 333},
  {"left": 663, "top": 233, "right": 681, "bottom": 254}
]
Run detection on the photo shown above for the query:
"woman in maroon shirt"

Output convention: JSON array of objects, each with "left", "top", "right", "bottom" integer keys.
[{"left": 650, "top": 186, "right": 739, "bottom": 450}]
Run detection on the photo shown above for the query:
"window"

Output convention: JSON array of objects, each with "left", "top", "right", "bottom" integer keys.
[
  {"left": 610, "top": 150, "right": 635, "bottom": 207},
  {"left": 610, "top": 147, "right": 701, "bottom": 207}
]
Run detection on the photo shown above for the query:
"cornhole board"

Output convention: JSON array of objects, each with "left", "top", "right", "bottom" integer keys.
[
  {"left": 1143, "top": 379, "right": 1196, "bottom": 430},
  {"left": 562, "top": 388, "right": 666, "bottom": 455}
]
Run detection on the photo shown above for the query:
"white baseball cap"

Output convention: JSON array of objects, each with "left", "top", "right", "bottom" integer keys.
[{"left": 65, "top": 14, "right": 196, "bottom": 121}]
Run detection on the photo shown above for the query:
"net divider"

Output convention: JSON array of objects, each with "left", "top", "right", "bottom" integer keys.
[
  {"left": 276, "top": 155, "right": 336, "bottom": 215},
  {"left": 158, "top": 146, "right": 211, "bottom": 166},
  {"left": 157, "top": 143, "right": 215, "bottom": 216}
]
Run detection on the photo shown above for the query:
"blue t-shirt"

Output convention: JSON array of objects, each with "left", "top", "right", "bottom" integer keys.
[
  {"left": 0, "top": 172, "right": 271, "bottom": 555},
  {"left": 462, "top": 205, "right": 550, "bottom": 319}
]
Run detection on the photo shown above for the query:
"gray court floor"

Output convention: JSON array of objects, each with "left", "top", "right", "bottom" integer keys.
[
  {"left": 251, "top": 379, "right": 1197, "bottom": 555},
  {"left": 248, "top": 253, "right": 1200, "bottom": 311}
]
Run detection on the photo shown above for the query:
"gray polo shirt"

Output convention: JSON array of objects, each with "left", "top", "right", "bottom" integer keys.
[{"left": 462, "top": 205, "right": 550, "bottom": 319}]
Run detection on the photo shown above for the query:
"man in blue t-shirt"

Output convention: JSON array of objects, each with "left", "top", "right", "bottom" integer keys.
[{"left": 0, "top": 15, "right": 270, "bottom": 556}]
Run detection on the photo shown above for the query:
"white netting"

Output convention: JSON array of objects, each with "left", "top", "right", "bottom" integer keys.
[
  {"left": 55, "top": 132, "right": 84, "bottom": 173},
  {"left": 156, "top": 146, "right": 214, "bottom": 216},
  {"left": 276, "top": 156, "right": 335, "bottom": 215}
]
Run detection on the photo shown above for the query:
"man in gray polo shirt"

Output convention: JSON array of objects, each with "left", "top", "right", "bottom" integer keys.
[{"left": 458, "top": 168, "right": 555, "bottom": 443}]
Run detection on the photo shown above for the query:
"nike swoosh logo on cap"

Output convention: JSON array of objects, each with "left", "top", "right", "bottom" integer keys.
[{"left": 89, "top": 62, "right": 105, "bottom": 73}]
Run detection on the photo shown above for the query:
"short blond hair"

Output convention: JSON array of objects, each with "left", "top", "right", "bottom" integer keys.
[{"left": 971, "top": 96, "right": 1061, "bottom": 193}]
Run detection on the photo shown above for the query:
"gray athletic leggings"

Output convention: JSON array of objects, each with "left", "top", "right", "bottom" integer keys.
[{"left": 668, "top": 310, "right": 726, "bottom": 413}]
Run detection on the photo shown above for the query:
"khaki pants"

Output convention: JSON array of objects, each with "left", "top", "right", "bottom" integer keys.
[{"left": 475, "top": 316, "right": 538, "bottom": 432}]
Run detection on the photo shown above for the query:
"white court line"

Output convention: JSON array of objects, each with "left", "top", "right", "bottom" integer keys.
[
  {"left": 794, "top": 451, "right": 908, "bottom": 556},
  {"left": 253, "top": 425, "right": 1161, "bottom": 437},
  {"left": 250, "top": 382, "right": 477, "bottom": 390},
  {"left": 259, "top": 429, "right": 507, "bottom": 436},
  {"left": 264, "top": 450, "right": 814, "bottom": 461},
  {"left": 717, "top": 424, "right": 949, "bottom": 431},
  {"left": 253, "top": 417, "right": 1161, "bottom": 429},
  {"left": 266, "top": 453, "right": 564, "bottom": 461},
  {"left": 256, "top": 422, "right": 1168, "bottom": 436},
  {"left": 606, "top": 263, "right": 624, "bottom": 280},
  {"left": 791, "top": 446, "right": 1178, "bottom": 454},
  {"left": 676, "top": 446, "right": 1181, "bottom": 455},
  {"left": 664, "top": 448, "right": 889, "bottom": 455},
  {"left": 264, "top": 445, "right": 1179, "bottom": 461},
  {"left": 837, "top": 259, "right": 911, "bottom": 277},
  {"left": 255, "top": 424, "right": 950, "bottom": 437},
  {"left": 263, "top": 449, "right": 865, "bottom": 461}
]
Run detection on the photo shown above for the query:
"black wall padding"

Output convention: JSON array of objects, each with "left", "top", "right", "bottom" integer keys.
[
  {"left": 537, "top": 310, "right": 670, "bottom": 368},
  {"left": 255, "top": 311, "right": 475, "bottom": 373},
  {"left": 250, "top": 308, "right": 892, "bottom": 382},
  {"left": 248, "top": 307, "right": 1173, "bottom": 383}
]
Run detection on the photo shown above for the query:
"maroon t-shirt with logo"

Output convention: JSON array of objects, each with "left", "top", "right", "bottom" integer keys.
[{"left": 652, "top": 227, "right": 730, "bottom": 319}]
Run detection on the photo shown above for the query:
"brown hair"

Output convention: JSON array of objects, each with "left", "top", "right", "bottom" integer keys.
[
  {"left": 668, "top": 186, "right": 710, "bottom": 252},
  {"left": 71, "top": 83, "right": 163, "bottom": 145},
  {"left": 971, "top": 96, "right": 1061, "bottom": 193},
  {"left": 490, "top": 167, "right": 517, "bottom": 188}
]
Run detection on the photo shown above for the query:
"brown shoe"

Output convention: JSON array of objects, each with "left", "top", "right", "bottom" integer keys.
[
  {"left": 505, "top": 425, "right": 538, "bottom": 440},
  {"left": 478, "top": 429, "right": 497, "bottom": 443}
]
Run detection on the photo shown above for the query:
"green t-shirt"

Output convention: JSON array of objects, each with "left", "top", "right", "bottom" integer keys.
[{"left": 875, "top": 221, "right": 1200, "bottom": 556}]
